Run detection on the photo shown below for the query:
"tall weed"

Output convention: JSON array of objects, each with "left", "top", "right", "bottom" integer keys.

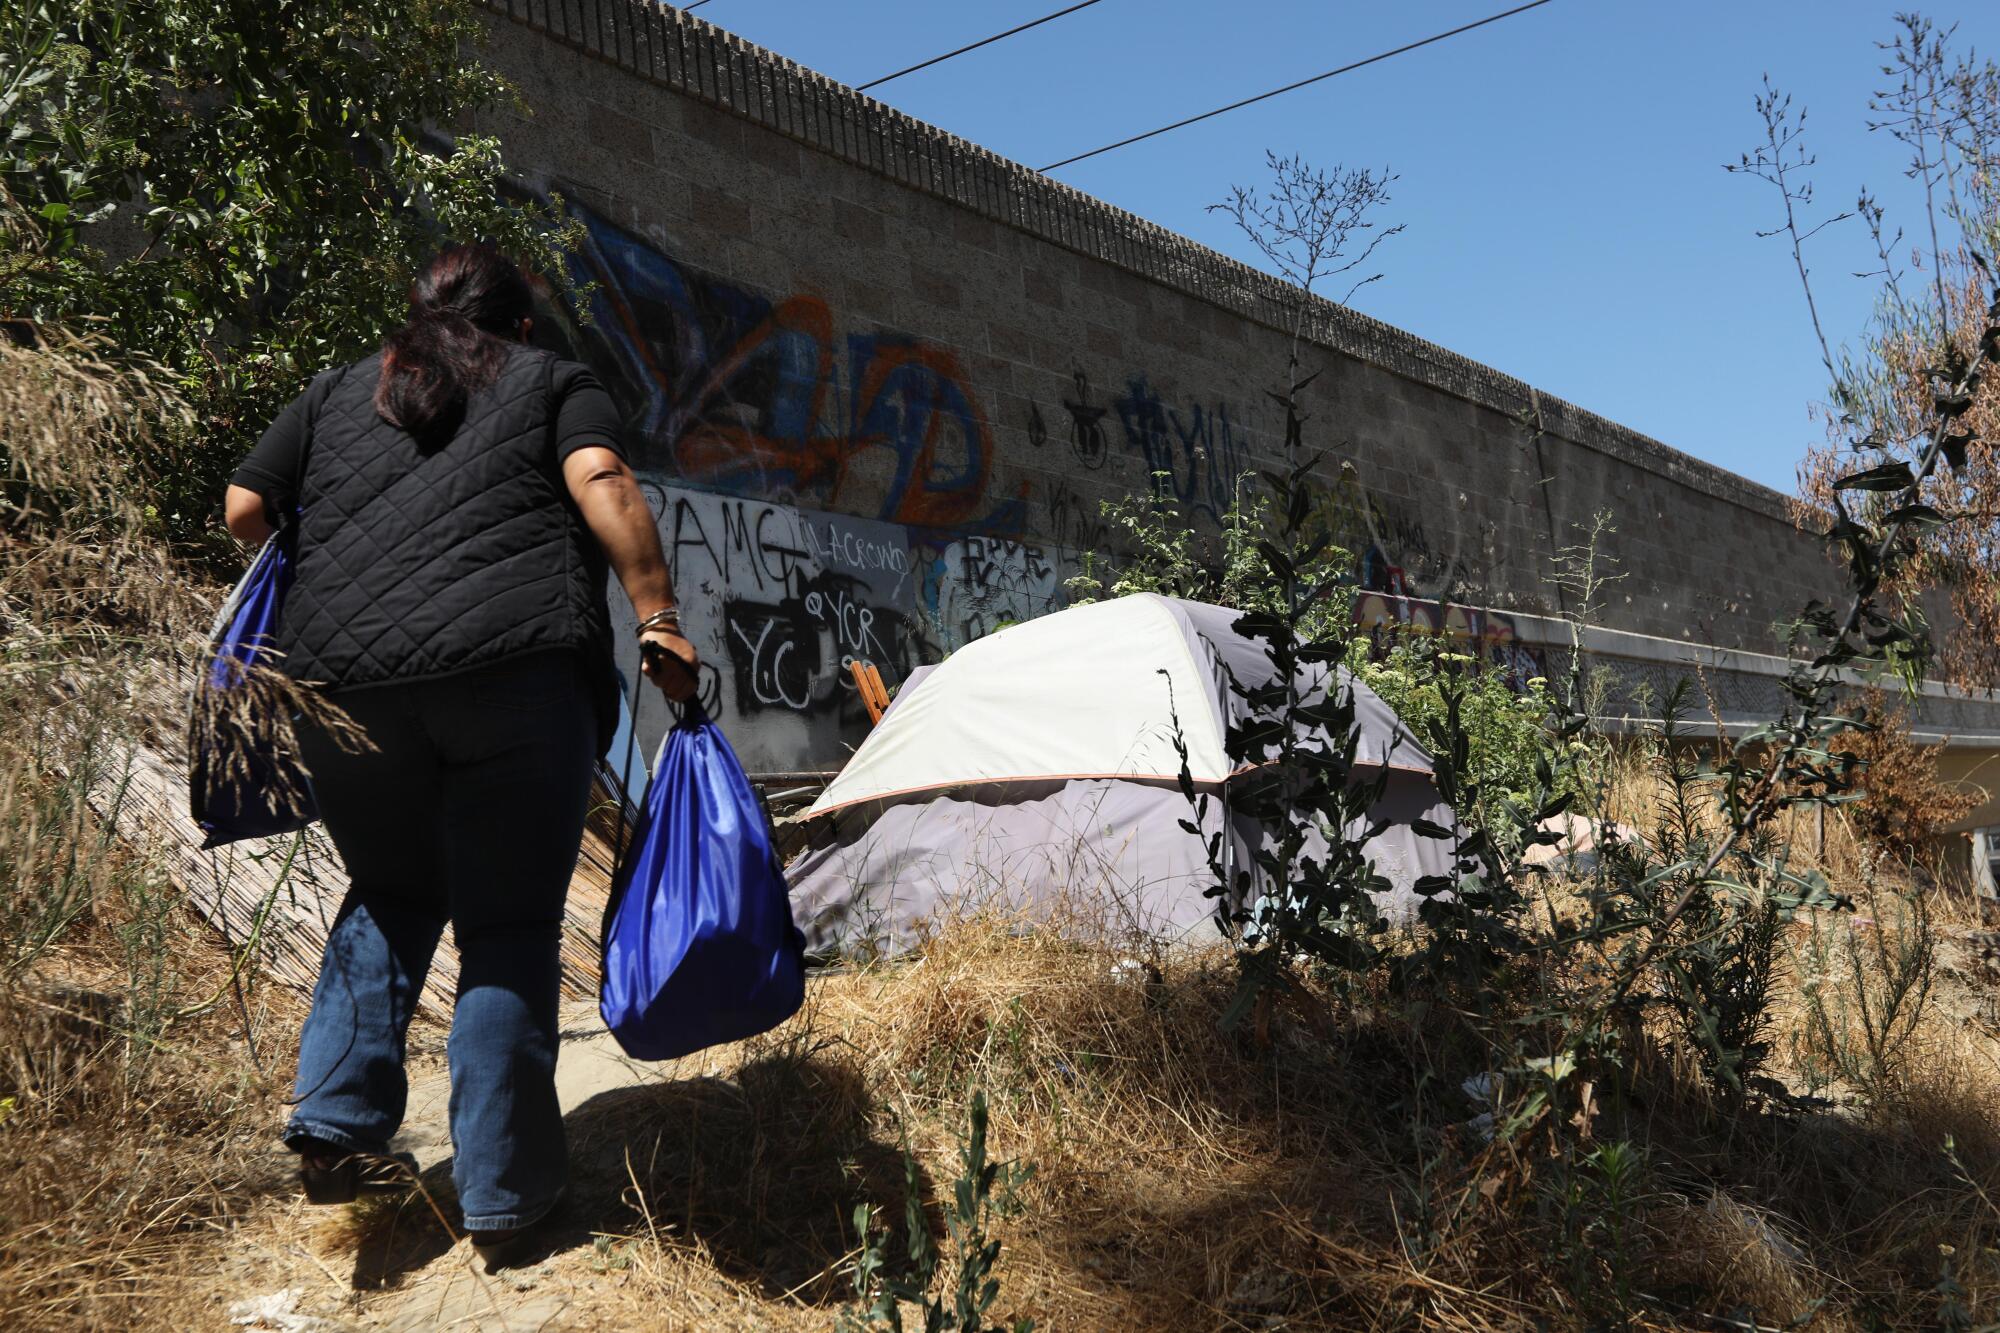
[
  {"left": 843, "top": 1088, "right": 1036, "bottom": 1333},
  {"left": 0, "top": 327, "right": 293, "bottom": 1329},
  {"left": 1794, "top": 881, "right": 1937, "bottom": 1107}
]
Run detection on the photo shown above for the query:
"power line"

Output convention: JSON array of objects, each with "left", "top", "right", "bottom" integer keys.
[
  {"left": 1039, "top": 0, "right": 1557, "bottom": 173},
  {"left": 858, "top": 0, "right": 1108, "bottom": 93},
  {"left": 683, "top": 1, "right": 715, "bottom": 10}
]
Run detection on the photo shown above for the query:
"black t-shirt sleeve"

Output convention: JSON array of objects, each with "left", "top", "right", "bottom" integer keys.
[
  {"left": 230, "top": 367, "right": 347, "bottom": 518},
  {"left": 231, "top": 391, "right": 311, "bottom": 516},
  {"left": 550, "top": 361, "right": 627, "bottom": 464}
]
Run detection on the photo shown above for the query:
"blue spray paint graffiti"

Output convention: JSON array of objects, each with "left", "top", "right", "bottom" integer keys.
[
  {"left": 561, "top": 205, "right": 1027, "bottom": 535},
  {"left": 1112, "top": 376, "right": 1253, "bottom": 524}
]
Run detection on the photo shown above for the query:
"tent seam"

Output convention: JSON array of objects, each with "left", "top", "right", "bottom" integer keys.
[{"left": 806, "top": 757, "right": 1432, "bottom": 820}]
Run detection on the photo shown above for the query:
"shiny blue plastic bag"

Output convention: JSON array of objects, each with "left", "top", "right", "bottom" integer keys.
[
  {"left": 600, "top": 706, "right": 806, "bottom": 1061},
  {"left": 188, "top": 534, "right": 319, "bottom": 848}
]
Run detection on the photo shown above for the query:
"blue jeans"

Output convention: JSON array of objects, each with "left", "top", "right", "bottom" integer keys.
[{"left": 285, "top": 650, "right": 598, "bottom": 1231}]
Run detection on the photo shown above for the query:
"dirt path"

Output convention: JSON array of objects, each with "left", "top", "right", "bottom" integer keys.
[{"left": 212, "top": 1002, "right": 819, "bottom": 1333}]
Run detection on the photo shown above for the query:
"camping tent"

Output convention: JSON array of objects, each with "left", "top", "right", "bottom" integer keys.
[{"left": 787, "top": 594, "right": 1460, "bottom": 954}]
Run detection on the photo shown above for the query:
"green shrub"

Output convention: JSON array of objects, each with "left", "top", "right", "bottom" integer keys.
[
  {"left": 1064, "top": 472, "right": 1350, "bottom": 644},
  {"left": 2, "top": 0, "right": 579, "bottom": 552},
  {"left": 1345, "top": 636, "right": 1570, "bottom": 830}
]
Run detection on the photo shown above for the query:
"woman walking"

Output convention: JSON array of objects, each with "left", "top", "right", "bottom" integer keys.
[{"left": 223, "top": 244, "right": 696, "bottom": 1269}]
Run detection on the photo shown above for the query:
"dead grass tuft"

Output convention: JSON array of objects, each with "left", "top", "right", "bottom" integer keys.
[
  {"left": 0, "top": 324, "right": 308, "bottom": 1330},
  {"left": 508, "top": 872, "right": 2000, "bottom": 1331},
  {"left": 0, "top": 823, "right": 302, "bottom": 1332},
  {"left": 0, "top": 325, "right": 192, "bottom": 525},
  {"left": 1652, "top": 1190, "right": 1825, "bottom": 1324},
  {"left": 187, "top": 650, "right": 375, "bottom": 822}
]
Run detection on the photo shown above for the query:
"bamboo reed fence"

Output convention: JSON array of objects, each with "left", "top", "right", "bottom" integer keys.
[{"left": 84, "top": 743, "right": 628, "bottom": 1021}]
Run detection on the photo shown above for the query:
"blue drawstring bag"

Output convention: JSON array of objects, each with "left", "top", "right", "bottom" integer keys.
[
  {"left": 188, "top": 532, "right": 319, "bottom": 848},
  {"left": 600, "top": 704, "right": 806, "bottom": 1061}
]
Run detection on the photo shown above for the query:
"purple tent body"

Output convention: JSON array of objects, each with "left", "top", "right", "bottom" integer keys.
[{"left": 787, "top": 595, "right": 1461, "bottom": 955}]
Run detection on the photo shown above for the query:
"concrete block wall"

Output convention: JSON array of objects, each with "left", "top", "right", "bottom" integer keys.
[{"left": 471, "top": 0, "right": 1838, "bottom": 771}]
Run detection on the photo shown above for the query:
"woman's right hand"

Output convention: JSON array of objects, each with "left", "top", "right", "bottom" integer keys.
[{"left": 639, "top": 628, "right": 700, "bottom": 702}]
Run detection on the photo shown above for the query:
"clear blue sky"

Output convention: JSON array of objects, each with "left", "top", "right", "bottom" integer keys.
[{"left": 686, "top": 1, "right": 1998, "bottom": 496}]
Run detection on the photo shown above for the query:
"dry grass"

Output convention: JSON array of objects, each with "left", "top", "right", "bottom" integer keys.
[
  {"left": 0, "top": 326, "right": 312, "bottom": 1330},
  {"left": 0, "top": 673, "right": 308, "bottom": 1330},
  {"left": 0, "top": 608, "right": 313, "bottom": 1332},
  {"left": 0, "top": 906, "right": 305, "bottom": 1331},
  {"left": 17, "top": 727, "right": 1997, "bottom": 1330},
  {"left": 802, "top": 924, "right": 1530, "bottom": 1330},
  {"left": 229, "top": 890, "right": 2000, "bottom": 1332},
  {"left": 425, "top": 736, "right": 2000, "bottom": 1331},
  {"left": 188, "top": 650, "right": 375, "bottom": 821},
  {"left": 0, "top": 327, "right": 203, "bottom": 645},
  {"left": 18, "top": 758, "right": 2000, "bottom": 1330},
  {"left": 595, "top": 901, "right": 1999, "bottom": 1331},
  {"left": 0, "top": 325, "right": 191, "bottom": 522}
]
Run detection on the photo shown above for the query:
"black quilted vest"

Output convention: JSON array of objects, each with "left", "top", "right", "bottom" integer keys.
[{"left": 279, "top": 347, "right": 614, "bottom": 715}]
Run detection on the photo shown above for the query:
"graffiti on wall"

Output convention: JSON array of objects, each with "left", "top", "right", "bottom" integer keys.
[
  {"left": 929, "top": 537, "right": 1062, "bottom": 643},
  {"left": 1060, "top": 370, "right": 1110, "bottom": 471},
  {"left": 1022, "top": 371, "right": 1111, "bottom": 473},
  {"left": 1112, "top": 376, "right": 1252, "bottom": 525},
  {"left": 622, "top": 483, "right": 926, "bottom": 766},
  {"left": 624, "top": 481, "right": 1068, "bottom": 769},
  {"left": 527, "top": 189, "right": 1535, "bottom": 761},
  {"left": 1023, "top": 373, "right": 1488, "bottom": 611},
  {"left": 1313, "top": 466, "right": 1485, "bottom": 601},
  {"left": 1045, "top": 476, "right": 1114, "bottom": 569},
  {"left": 1353, "top": 592, "right": 1545, "bottom": 683},
  {"left": 565, "top": 205, "right": 1029, "bottom": 536}
]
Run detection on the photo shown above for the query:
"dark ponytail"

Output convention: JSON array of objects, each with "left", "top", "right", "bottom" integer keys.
[{"left": 375, "top": 244, "right": 535, "bottom": 435}]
